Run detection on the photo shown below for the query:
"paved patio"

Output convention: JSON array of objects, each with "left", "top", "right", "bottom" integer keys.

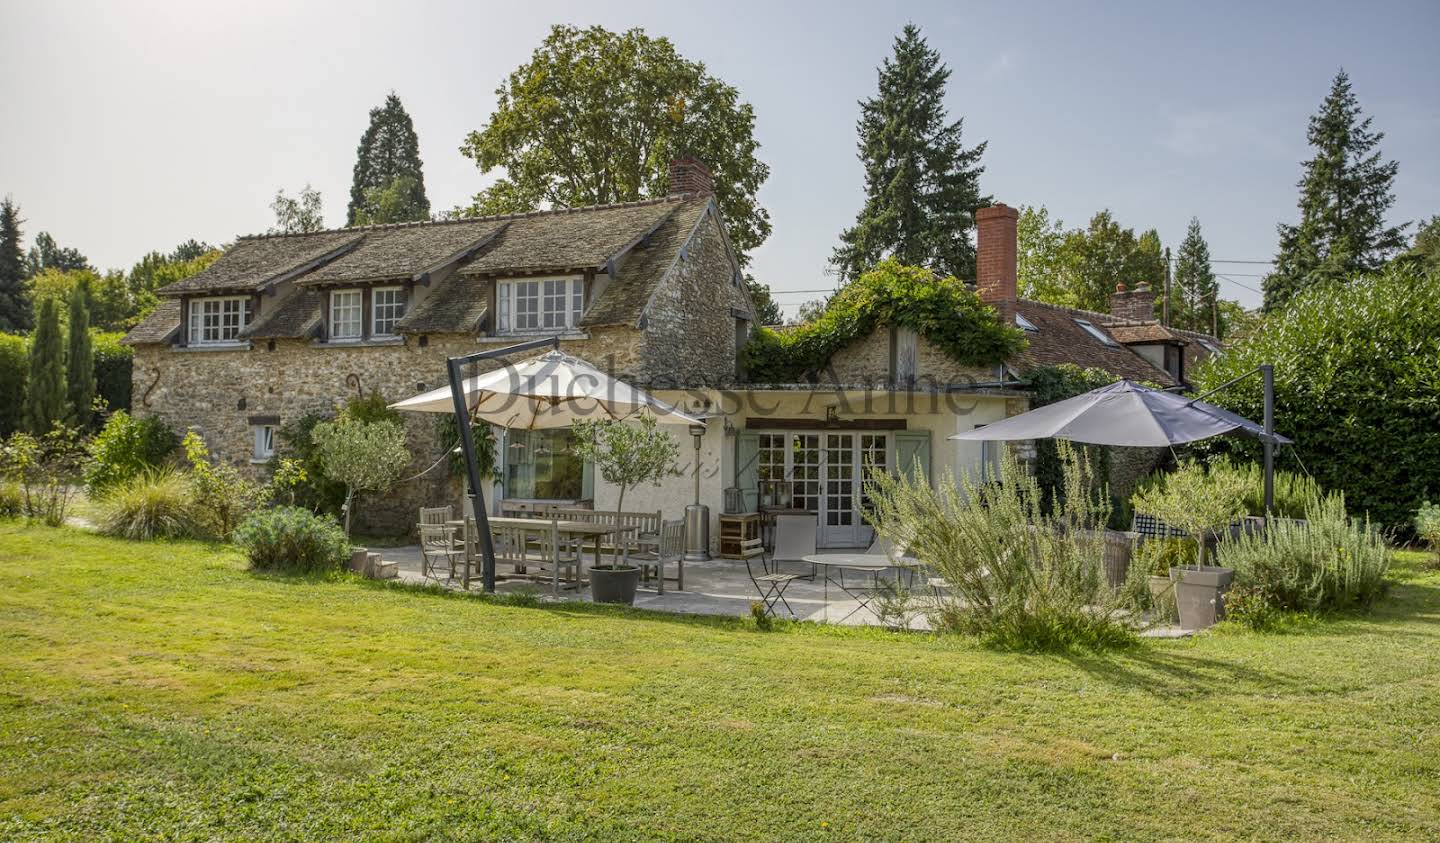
[
  {"left": 379, "top": 545, "right": 1188, "bottom": 635},
  {"left": 383, "top": 544, "right": 933, "bottom": 627}
]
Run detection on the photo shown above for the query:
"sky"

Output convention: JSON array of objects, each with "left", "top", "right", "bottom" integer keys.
[{"left": 1, "top": 0, "right": 1437, "bottom": 314}]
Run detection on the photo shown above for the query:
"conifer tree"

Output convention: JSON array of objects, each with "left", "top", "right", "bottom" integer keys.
[
  {"left": 1173, "top": 218, "right": 1218, "bottom": 332},
  {"left": 1263, "top": 70, "right": 1405, "bottom": 310},
  {"left": 24, "top": 297, "right": 66, "bottom": 434},
  {"left": 0, "top": 198, "right": 28, "bottom": 331},
  {"left": 831, "top": 25, "right": 987, "bottom": 283},
  {"left": 65, "top": 285, "right": 94, "bottom": 430},
  {"left": 348, "top": 94, "right": 430, "bottom": 225}
]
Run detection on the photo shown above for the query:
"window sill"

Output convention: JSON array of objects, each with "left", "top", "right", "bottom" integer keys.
[
  {"left": 480, "top": 330, "right": 589, "bottom": 343},
  {"left": 311, "top": 336, "right": 406, "bottom": 348},
  {"left": 171, "top": 341, "right": 251, "bottom": 352},
  {"left": 249, "top": 457, "right": 273, "bottom": 465}
]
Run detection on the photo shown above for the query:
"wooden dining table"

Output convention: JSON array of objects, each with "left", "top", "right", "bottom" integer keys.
[{"left": 449, "top": 517, "right": 637, "bottom": 588}]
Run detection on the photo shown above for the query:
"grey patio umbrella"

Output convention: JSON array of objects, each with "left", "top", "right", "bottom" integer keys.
[{"left": 948, "top": 379, "right": 1290, "bottom": 448}]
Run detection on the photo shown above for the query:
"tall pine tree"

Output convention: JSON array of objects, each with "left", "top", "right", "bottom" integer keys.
[
  {"left": 1173, "top": 217, "right": 1218, "bottom": 333},
  {"left": 832, "top": 25, "right": 987, "bottom": 283},
  {"left": 1263, "top": 70, "right": 1405, "bottom": 310},
  {"left": 24, "top": 298, "right": 65, "bottom": 435},
  {"left": 65, "top": 284, "right": 94, "bottom": 430},
  {"left": 0, "top": 198, "right": 29, "bottom": 331},
  {"left": 348, "top": 94, "right": 430, "bottom": 225}
]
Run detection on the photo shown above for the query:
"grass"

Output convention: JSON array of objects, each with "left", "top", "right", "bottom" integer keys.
[{"left": 1, "top": 523, "right": 1438, "bottom": 841}]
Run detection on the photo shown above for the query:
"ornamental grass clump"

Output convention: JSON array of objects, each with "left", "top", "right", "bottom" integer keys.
[
  {"left": 866, "top": 441, "right": 1135, "bottom": 651},
  {"left": 1416, "top": 502, "right": 1440, "bottom": 565},
  {"left": 96, "top": 468, "right": 202, "bottom": 541},
  {"left": 1220, "top": 492, "right": 1390, "bottom": 615},
  {"left": 235, "top": 506, "right": 352, "bottom": 575}
]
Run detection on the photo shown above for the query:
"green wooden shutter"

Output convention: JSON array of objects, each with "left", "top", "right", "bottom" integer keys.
[
  {"left": 894, "top": 431, "right": 932, "bottom": 484},
  {"left": 735, "top": 432, "right": 760, "bottom": 512}
]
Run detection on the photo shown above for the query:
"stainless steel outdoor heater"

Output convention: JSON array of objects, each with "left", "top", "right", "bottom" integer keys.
[{"left": 683, "top": 420, "right": 711, "bottom": 562}]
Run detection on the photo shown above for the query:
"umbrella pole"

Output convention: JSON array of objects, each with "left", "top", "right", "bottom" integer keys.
[
  {"left": 447, "top": 335, "right": 563, "bottom": 593},
  {"left": 1262, "top": 363, "right": 1274, "bottom": 520}
]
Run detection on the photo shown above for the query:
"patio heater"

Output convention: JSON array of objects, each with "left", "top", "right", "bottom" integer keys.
[{"left": 683, "top": 421, "right": 711, "bottom": 562}]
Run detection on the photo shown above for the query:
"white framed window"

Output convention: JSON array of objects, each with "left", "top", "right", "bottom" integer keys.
[
  {"left": 330, "top": 290, "right": 362, "bottom": 341},
  {"left": 187, "top": 296, "right": 251, "bottom": 345},
  {"left": 1073, "top": 318, "right": 1119, "bottom": 347},
  {"left": 372, "top": 286, "right": 406, "bottom": 337},
  {"left": 495, "top": 278, "right": 584, "bottom": 333},
  {"left": 251, "top": 424, "right": 275, "bottom": 461}
]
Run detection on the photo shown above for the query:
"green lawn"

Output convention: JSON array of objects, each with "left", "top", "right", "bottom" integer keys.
[{"left": 1, "top": 524, "right": 1438, "bottom": 841}]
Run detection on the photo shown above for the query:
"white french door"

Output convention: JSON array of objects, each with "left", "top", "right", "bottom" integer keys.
[{"left": 759, "top": 431, "right": 888, "bottom": 548}]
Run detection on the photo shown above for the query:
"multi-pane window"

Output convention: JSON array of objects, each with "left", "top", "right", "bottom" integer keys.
[
  {"left": 330, "top": 290, "right": 362, "bottom": 340},
  {"left": 789, "top": 434, "right": 821, "bottom": 513},
  {"left": 187, "top": 297, "right": 250, "bottom": 345},
  {"left": 859, "top": 433, "right": 888, "bottom": 525},
  {"left": 496, "top": 278, "right": 584, "bottom": 333},
  {"left": 372, "top": 287, "right": 405, "bottom": 337}
]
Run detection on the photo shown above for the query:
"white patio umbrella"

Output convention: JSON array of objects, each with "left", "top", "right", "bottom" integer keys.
[{"left": 389, "top": 349, "right": 705, "bottom": 428}]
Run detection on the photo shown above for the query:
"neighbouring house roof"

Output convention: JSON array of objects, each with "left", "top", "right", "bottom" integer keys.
[
  {"left": 124, "top": 193, "right": 723, "bottom": 345},
  {"left": 1008, "top": 299, "right": 1183, "bottom": 386},
  {"left": 157, "top": 231, "right": 364, "bottom": 296},
  {"left": 1170, "top": 326, "right": 1225, "bottom": 373},
  {"left": 1105, "top": 322, "right": 1184, "bottom": 345}
]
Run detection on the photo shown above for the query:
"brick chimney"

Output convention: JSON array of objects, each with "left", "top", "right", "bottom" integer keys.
[
  {"left": 667, "top": 156, "right": 714, "bottom": 197},
  {"left": 975, "top": 204, "right": 1019, "bottom": 316},
  {"left": 1110, "top": 282, "right": 1157, "bottom": 321}
]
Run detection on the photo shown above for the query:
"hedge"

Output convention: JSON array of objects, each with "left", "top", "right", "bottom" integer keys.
[
  {"left": 0, "top": 334, "right": 25, "bottom": 436},
  {"left": 1191, "top": 265, "right": 1440, "bottom": 532},
  {"left": 0, "top": 330, "right": 132, "bottom": 435}
]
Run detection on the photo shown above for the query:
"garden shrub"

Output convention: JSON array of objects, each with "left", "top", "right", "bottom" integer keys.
[
  {"left": 182, "top": 431, "right": 265, "bottom": 539},
  {"left": 277, "top": 412, "right": 348, "bottom": 516},
  {"left": 1219, "top": 492, "right": 1390, "bottom": 614},
  {"left": 0, "top": 480, "right": 21, "bottom": 518},
  {"left": 741, "top": 259, "right": 1027, "bottom": 383},
  {"left": 1, "top": 427, "right": 86, "bottom": 526},
  {"left": 0, "top": 333, "right": 26, "bottom": 437},
  {"left": 1416, "top": 502, "right": 1440, "bottom": 563},
  {"left": 92, "top": 331, "right": 133, "bottom": 414},
  {"left": 84, "top": 410, "right": 179, "bottom": 493},
  {"left": 867, "top": 441, "right": 1137, "bottom": 651},
  {"left": 1201, "top": 458, "right": 1322, "bottom": 520},
  {"left": 1191, "top": 265, "right": 1440, "bottom": 533},
  {"left": 1131, "top": 460, "right": 1249, "bottom": 565},
  {"left": 1025, "top": 364, "right": 1121, "bottom": 513},
  {"left": 96, "top": 468, "right": 201, "bottom": 540},
  {"left": 235, "top": 506, "right": 352, "bottom": 574}
]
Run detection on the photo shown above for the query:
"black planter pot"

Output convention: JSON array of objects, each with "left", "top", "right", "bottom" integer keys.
[{"left": 590, "top": 565, "right": 641, "bottom": 605}]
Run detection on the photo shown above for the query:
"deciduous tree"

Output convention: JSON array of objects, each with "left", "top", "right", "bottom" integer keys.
[
  {"left": 832, "top": 25, "right": 987, "bottom": 283},
  {"left": 460, "top": 25, "right": 771, "bottom": 264},
  {"left": 270, "top": 186, "right": 326, "bottom": 235}
]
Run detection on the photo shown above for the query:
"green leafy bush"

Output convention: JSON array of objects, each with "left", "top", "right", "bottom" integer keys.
[
  {"left": 0, "top": 333, "right": 26, "bottom": 437},
  {"left": 1131, "top": 460, "right": 1249, "bottom": 565},
  {"left": 1416, "top": 502, "right": 1440, "bottom": 562},
  {"left": 1191, "top": 265, "right": 1440, "bottom": 532},
  {"left": 1201, "top": 458, "right": 1322, "bottom": 520},
  {"left": 1220, "top": 492, "right": 1390, "bottom": 614},
  {"left": 96, "top": 468, "right": 201, "bottom": 540},
  {"left": 2, "top": 428, "right": 86, "bottom": 526},
  {"left": 276, "top": 412, "right": 348, "bottom": 516},
  {"left": 867, "top": 441, "right": 1136, "bottom": 651},
  {"left": 92, "top": 332, "right": 133, "bottom": 415},
  {"left": 235, "top": 506, "right": 352, "bottom": 574},
  {"left": 741, "top": 259, "right": 1026, "bottom": 383},
  {"left": 84, "top": 410, "right": 179, "bottom": 493},
  {"left": 0, "top": 480, "right": 21, "bottom": 518},
  {"left": 182, "top": 431, "right": 265, "bottom": 539}
]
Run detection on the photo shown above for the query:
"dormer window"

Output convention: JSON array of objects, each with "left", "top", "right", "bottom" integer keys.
[
  {"left": 329, "top": 290, "right": 363, "bottom": 341},
  {"left": 496, "top": 277, "right": 583, "bottom": 334},
  {"left": 1074, "top": 319, "right": 1119, "bottom": 347},
  {"left": 1015, "top": 313, "right": 1038, "bottom": 332},
  {"left": 187, "top": 296, "right": 251, "bottom": 345},
  {"left": 372, "top": 286, "right": 406, "bottom": 337}
]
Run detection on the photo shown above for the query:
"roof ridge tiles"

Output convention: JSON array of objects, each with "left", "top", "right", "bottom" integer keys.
[{"left": 235, "top": 194, "right": 693, "bottom": 242}]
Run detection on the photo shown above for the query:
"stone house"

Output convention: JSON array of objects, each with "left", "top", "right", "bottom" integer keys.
[{"left": 124, "top": 161, "right": 1220, "bottom": 547}]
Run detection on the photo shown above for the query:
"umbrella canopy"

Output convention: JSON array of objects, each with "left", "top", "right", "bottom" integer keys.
[
  {"left": 949, "top": 379, "right": 1290, "bottom": 447},
  {"left": 389, "top": 349, "right": 705, "bottom": 429}
]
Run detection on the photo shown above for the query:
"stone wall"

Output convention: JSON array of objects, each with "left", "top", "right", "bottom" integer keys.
[
  {"left": 824, "top": 328, "right": 999, "bottom": 389},
  {"left": 640, "top": 211, "right": 753, "bottom": 388}
]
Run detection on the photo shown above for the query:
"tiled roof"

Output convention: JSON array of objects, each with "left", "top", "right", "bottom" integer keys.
[
  {"left": 395, "top": 274, "right": 488, "bottom": 335},
  {"left": 582, "top": 197, "right": 712, "bottom": 327},
  {"left": 241, "top": 288, "right": 324, "bottom": 340},
  {"left": 296, "top": 222, "right": 506, "bottom": 286},
  {"left": 1010, "top": 299, "right": 1178, "bottom": 386},
  {"left": 458, "top": 199, "right": 684, "bottom": 276},
  {"left": 157, "top": 231, "right": 363, "bottom": 296},
  {"left": 1107, "top": 322, "right": 1183, "bottom": 344},
  {"left": 1170, "top": 326, "right": 1224, "bottom": 373},
  {"left": 120, "top": 299, "right": 182, "bottom": 346}
]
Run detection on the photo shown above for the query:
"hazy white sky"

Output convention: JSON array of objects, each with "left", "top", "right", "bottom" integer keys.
[{"left": 2, "top": 0, "right": 1437, "bottom": 312}]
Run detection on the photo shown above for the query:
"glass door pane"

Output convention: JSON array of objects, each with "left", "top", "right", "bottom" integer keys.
[{"left": 789, "top": 434, "right": 821, "bottom": 513}]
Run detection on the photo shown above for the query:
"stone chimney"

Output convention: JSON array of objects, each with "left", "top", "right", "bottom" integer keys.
[
  {"left": 975, "top": 204, "right": 1019, "bottom": 315},
  {"left": 667, "top": 156, "right": 714, "bottom": 197},
  {"left": 1110, "top": 282, "right": 1157, "bottom": 321}
]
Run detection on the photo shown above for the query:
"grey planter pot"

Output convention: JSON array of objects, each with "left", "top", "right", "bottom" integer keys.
[
  {"left": 349, "top": 547, "right": 369, "bottom": 575},
  {"left": 590, "top": 565, "right": 641, "bottom": 605},
  {"left": 1169, "top": 565, "right": 1235, "bottom": 631}
]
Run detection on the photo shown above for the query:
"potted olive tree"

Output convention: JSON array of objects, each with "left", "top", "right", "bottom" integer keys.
[
  {"left": 571, "top": 415, "right": 680, "bottom": 605},
  {"left": 1132, "top": 461, "right": 1248, "bottom": 630}
]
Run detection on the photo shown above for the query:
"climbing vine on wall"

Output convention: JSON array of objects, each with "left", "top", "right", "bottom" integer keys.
[{"left": 741, "top": 259, "right": 1027, "bottom": 383}]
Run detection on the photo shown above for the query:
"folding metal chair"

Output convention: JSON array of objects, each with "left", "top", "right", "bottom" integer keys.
[{"left": 743, "top": 538, "right": 802, "bottom": 618}]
